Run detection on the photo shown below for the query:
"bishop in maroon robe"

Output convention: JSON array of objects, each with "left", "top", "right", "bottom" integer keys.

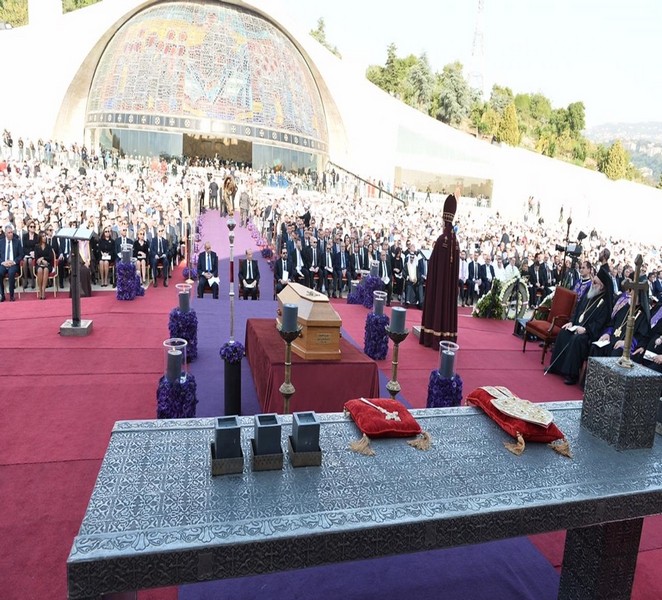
[{"left": 420, "top": 194, "right": 459, "bottom": 348}]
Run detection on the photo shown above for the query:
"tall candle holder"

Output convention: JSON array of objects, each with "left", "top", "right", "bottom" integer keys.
[
  {"left": 227, "top": 217, "right": 236, "bottom": 342},
  {"left": 385, "top": 326, "right": 410, "bottom": 400},
  {"left": 277, "top": 322, "right": 303, "bottom": 414}
]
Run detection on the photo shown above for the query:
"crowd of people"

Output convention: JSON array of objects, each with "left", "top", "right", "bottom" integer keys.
[{"left": 0, "top": 131, "right": 662, "bottom": 384}]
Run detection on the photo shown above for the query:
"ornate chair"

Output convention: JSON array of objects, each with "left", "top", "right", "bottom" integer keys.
[{"left": 522, "top": 286, "right": 577, "bottom": 364}]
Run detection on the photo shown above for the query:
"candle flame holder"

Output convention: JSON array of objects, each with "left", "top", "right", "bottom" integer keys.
[
  {"left": 385, "top": 326, "right": 410, "bottom": 400},
  {"left": 277, "top": 323, "right": 303, "bottom": 414}
]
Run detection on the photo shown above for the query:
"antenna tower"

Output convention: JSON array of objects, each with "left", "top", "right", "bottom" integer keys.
[{"left": 467, "top": 0, "right": 486, "bottom": 96}]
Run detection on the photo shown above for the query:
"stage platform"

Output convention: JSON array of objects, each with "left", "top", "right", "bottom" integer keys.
[{"left": 245, "top": 318, "right": 379, "bottom": 413}]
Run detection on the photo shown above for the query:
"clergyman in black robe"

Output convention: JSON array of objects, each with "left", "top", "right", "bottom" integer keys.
[
  {"left": 420, "top": 193, "right": 459, "bottom": 348},
  {"left": 548, "top": 265, "right": 613, "bottom": 385},
  {"left": 589, "top": 277, "right": 650, "bottom": 359}
]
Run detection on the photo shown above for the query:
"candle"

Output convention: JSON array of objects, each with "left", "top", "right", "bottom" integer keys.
[
  {"left": 214, "top": 416, "right": 241, "bottom": 459},
  {"left": 178, "top": 291, "right": 190, "bottom": 313},
  {"left": 121, "top": 249, "right": 131, "bottom": 264},
  {"left": 229, "top": 258, "right": 234, "bottom": 284},
  {"left": 373, "top": 290, "right": 387, "bottom": 315},
  {"left": 440, "top": 350, "right": 455, "bottom": 378},
  {"left": 166, "top": 349, "right": 182, "bottom": 382},
  {"left": 370, "top": 261, "right": 379, "bottom": 277},
  {"left": 282, "top": 303, "right": 298, "bottom": 332},
  {"left": 390, "top": 307, "right": 406, "bottom": 333}
]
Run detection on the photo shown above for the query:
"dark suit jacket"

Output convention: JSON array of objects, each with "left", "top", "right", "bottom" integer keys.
[
  {"left": 467, "top": 260, "right": 480, "bottom": 282},
  {"left": 274, "top": 257, "right": 293, "bottom": 283},
  {"left": 528, "top": 264, "right": 548, "bottom": 289},
  {"left": 0, "top": 235, "right": 25, "bottom": 264},
  {"left": 239, "top": 258, "right": 260, "bottom": 283},
  {"left": 150, "top": 236, "right": 170, "bottom": 261},
  {"left": 114, "top": 236, "right": 134, "bottom": 258},
  {"left": 197, "top": 251, "right": 219, "bottom": 277},
  {"left": 479, "top": 263, "right": 496, "bottom": 287}
]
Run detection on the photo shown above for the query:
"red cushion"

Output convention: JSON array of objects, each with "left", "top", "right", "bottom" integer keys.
[
  {"left": 466, "top": 388, "right": 564, "bottom": 443},
  {"left": 344, "top": 398, "right": 422, "bottom": 438}
]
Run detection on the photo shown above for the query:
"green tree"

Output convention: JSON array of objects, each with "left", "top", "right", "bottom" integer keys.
[
  {"left": 481, "top": 106, "right": 500, "bottom": 137},
  {"left": 405, "top": 53, "right": 434, "bottom": 111},
  {"left": 433, "top": 61, "right": 471, "bottom": 126},
  {"left": 496, "top": 103, "right": 520, "bottom": 146},
  {"left": 0, "top": 0, "right": 28, "bottom": 26},
  {"left": 535, "top": 131, "right": 557, "bottom": 157},
  {"left": 657, "top": 174, "right": 662, "bottom": 190},
  {"left": 529, "top": 94, "right": 552, "bottom": 123},
  {"left": 567, "top": 102, "right": 586, "bottom": 137},
  {"left": 489, "top": 85, "right": 513, "bottom": 115},
  {"left": 382, "top": 43, "right": 404, "bottom": 96},
  {"left": 602, "top": 140, "right": 629, "bottom": 180},
  {"left": 310, "top": 17, "right": 341, "bottom": 58},
  {"left": 550, "top": 108, "right": 569, "bottom": 136}
]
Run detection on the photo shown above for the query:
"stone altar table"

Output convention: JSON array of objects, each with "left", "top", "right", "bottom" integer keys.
[{"left": 67, "top": 402, "right": 662, "bottom": 599}]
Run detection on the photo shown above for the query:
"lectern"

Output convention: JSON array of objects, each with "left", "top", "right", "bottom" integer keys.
[{"left": 56, "top": 226, "right": 94, "bottom": 336}]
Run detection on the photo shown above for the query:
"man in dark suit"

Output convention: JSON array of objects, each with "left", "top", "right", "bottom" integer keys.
[
  {"left": 197, "top": 241, "right": 219, "bottom": 298},
  {"left": 114, "top": 224, "right": 133, "bottom": 262},
  {"left": 378, "top": 249, "right": 393, "bottom": 306},
  {"left": 274, "top": 247, "right": 293, "bottom": 295},
  {"left": 0, "top": 224, "right": 24, "bottom": 302},
  {"left": 322, "top": 244, "right": 335, "bottom": 296},
  {"left": 404, "top": 252, "right": 425, "bottom": 308},
  {"left": 466, "top": 250, "right": 481, "bottom": 305},
  {"left": 303, "top": 237, "right": 321, "bottom": 290},
  {"left": 528, "top": 252, "right": 548, "bottom": 307},
  {"left": 239, "top": 248, "right": 259, "bottom": 300},
  {"left": 479, "top": 254, "right": 496, "bottom": 296},
  {"left": 333, "top": 241, "right": 350, "bottom": 298},
  {"left": 150, "top": 225, "right": 170, "bottom": 287},
  {"left": 291, "top": 239, "right": 308, "bottom": 285}
]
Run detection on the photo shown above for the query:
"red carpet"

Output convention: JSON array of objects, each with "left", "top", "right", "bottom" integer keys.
[
  {"left": 1, "top": 237, "right": 661, "bottom": 599},
  {"left": 0, "top": 280, "right": 179, "bottom": 600}
]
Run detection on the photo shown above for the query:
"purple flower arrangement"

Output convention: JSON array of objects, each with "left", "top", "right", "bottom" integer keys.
[
  {"left": 220, "top": 340, "right": 245, "bottom": 364},
  {"left": 182, "top": 266, "right": 198, "bottom": 280},
  {"left": 261, "top": 247, "right": 273, "bottom": 260},
  {"left": 169, "top": 308, "right": 198, "bottom": 361},
  {"left": 116, "top": 261, "right": 142, "bottom": 301},
  {"left": 156, "top": 374, "right": 198, "bottom": 419},
  {"left": 426, "top": 371, "right": 463, "bottom": 408},
  {"left": 364, "top": 312, "right": 390, "bottom": 360},
  {"left": 361, "top": 275, "right": 385, "bottom": 309}
]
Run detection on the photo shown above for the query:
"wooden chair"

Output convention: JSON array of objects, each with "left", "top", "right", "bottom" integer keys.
[
  {"left": 522, "top": 286, "right": 577, "bottom": 364},
  {"left": 2, "top": 259, "right": 23, "bottom": 299}
]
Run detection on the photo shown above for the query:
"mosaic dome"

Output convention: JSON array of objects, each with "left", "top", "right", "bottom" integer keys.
[{"left": 86, "top": 1, "right": 328, "bottom": 152}]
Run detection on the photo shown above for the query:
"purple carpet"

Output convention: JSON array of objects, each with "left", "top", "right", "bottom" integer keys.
[{"left": 184, "top": 212, "right": 560, "bottom": 600}]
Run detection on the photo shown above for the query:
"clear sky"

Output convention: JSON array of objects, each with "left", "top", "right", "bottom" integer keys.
[{"left": 280, "top": 0, "right": 661, "bottom": 128}]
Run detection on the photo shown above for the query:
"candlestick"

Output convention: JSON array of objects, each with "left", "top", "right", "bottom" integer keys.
[
  {"left": 166, "top": 349, "right": 182, "bottom": 382},
  {"left": 385, "top": 326, "right": 410, "bottom": 400},
  {"left": 277, "top": 323, "right": 303, "bottom": 414},
  {"left": 282, "top": 303, "right": 298, "bottom": 332},
  {"left": 390, "top": 307, "right": 406, "bottom": 333},
  {"left": 373, "top": 290, "right": 387, "bottom": 315},
  {"left": 214, "top": 416, "right": 242, "bottom": 459}
]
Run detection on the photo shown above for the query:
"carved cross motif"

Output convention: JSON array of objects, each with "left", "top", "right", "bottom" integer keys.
[{"left": 618, "top": 254, "right": 646, "bottom": 368}]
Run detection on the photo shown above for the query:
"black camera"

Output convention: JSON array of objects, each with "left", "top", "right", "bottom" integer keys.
[
  {"left": 555, "top": 231, "right": 586, "bottom": 257},
  {"left": 555, "top": 243, "right": 583, "bottom": 256}
]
